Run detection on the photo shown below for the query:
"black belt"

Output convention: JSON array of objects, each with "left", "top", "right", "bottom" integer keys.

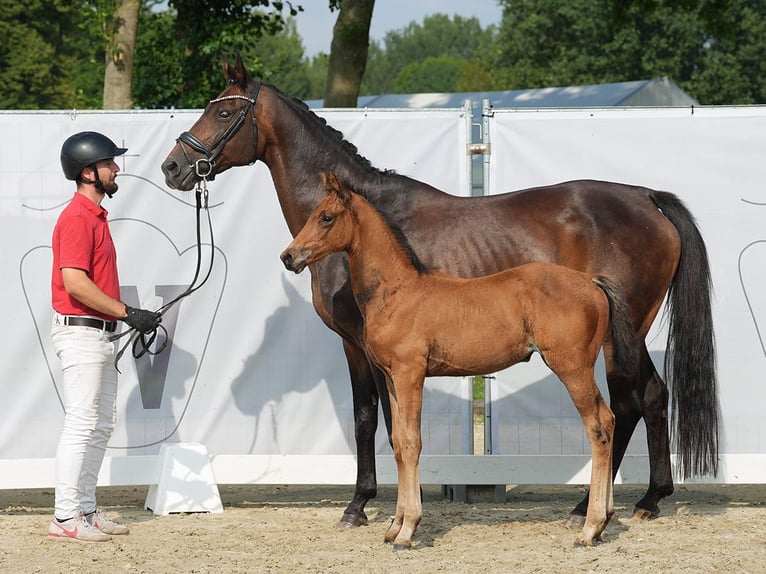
[{"left": 62, "top": 316, "right": 118, "bottom": 333}]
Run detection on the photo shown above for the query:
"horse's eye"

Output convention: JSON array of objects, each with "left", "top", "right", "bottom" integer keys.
[
  {"left": 320, "top": 213, "right": 334, "bottom": 225},
  {"left": 219, "top": 110, "right": 232, "bottom": 120}
]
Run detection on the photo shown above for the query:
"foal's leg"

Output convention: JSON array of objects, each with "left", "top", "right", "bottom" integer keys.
[
  {"left": 383, "top": 368, "right": 425, "bottom": 550},
  {"left": 560, "top": 369, "right": 615, "bottom": 545},
  {"left": 569, "top": 344, "right": 672, "bottom": 525}
]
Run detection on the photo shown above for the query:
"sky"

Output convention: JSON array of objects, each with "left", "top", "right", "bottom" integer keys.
[{"left": 294, "top": 0, "right": 503, "bottom": 58}]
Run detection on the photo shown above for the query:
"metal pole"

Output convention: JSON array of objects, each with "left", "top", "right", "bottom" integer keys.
[{"left": 483, "top": 375, "right": 495, "bottom": 454}]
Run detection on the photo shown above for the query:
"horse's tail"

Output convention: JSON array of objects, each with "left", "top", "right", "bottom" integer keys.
[
  {"left": 651, "top": 190, "right": 719, "bottom": 480},
  {"left": 593, "top": 276, "right": 639, "bottom": 378}
]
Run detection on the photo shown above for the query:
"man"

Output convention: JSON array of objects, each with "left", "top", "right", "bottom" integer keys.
[{"left": 48, "top": 131, "right": 161, "bottom": 542}]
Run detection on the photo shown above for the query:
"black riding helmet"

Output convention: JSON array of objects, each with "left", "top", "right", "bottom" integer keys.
[{"left": 60, "top": 131, "right": 127, "bottom": 181}]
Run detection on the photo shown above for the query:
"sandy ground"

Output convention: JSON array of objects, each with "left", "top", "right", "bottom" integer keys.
[
  {"left": 3, "top": 425, "right": 766, "bottom": 573},
  {"left": 3, "top": 482, "right": 766, "bottom": 573}
]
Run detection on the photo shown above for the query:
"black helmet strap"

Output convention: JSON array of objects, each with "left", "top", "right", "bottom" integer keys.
[{"left": 77, "top": 162, "right": 114, "bottom": 198}]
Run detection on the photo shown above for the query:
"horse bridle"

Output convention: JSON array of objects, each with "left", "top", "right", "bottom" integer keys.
[
  {"left": 176, "top": 81, "right": 262, "bottom": 180},
  {"left": 109, "top": 85, "right": 262, "bottom": 371}
]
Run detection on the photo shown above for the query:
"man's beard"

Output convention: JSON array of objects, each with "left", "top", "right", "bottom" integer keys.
[{"left": 100, "top": 180, "right": 119, "bottom": 198}]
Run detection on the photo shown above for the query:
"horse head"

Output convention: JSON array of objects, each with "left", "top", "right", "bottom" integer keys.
[
  {"left": 280, "top": 172, "right": 354, "bottom": 273},
  {"left": 161, "top": 53, "right": 261, "bottom": 191}
]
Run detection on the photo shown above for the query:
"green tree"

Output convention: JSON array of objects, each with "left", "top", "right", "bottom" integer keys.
[
  {"left": 103, "top": 0, "right": 141, "bottom": 109},
  {"left": 133, "top": 4, "right": 184, "bottom": 108},
  {"left": 493, "top": 0, "right": 766, "bottom": 104},
  {"left": 0, "top": 0, "right": 102, "bottom": 109},
  {"left": 686, "top": 0, "right": 766, "bottom": 104},
  {"left": 361, "top": 14, "right": 496, "bottom": 95},
  {"left": 244, "top": 18, "right": 312, "bottom": 98},
  {"left": 393, "top": 57, "right": 463, "bottom": 93},
  {"left": 169, "top": 0, "right": 301, "bottom": 106},
  {"left": 306, "top": 53, "right": 330, "bottom": 99},
  {"left": 324, "top": 0, "right": 375, "bottom": 106}
]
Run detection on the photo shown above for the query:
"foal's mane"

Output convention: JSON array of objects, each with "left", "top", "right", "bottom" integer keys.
[{"left": 346, "top": 186, "right": 429, "bottom": 275}]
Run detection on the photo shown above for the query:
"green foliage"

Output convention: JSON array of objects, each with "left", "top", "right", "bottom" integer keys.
[
  {"left": 493, "top": 0, "right": 766, "bottom": 104},
  {"left": 3, "top": 0, "right": 766, "bottom": 109},
  {"left": 133, "top": 7, "right": 184, "bottom": 108},
  {"left": 393, "top": 57, "right": 461, "bottom": 93},
  {"left": 243, "top": 18, "right": 312, "bottom": 99},
  {"left": 166, "top": 0, "right": 298, "bottom": 106},
  {"left": 0, "top": 0, "right": 103, "bottom": 109},
  {"left": 362, "top": 14, "right": 497, "bottom": 95}
]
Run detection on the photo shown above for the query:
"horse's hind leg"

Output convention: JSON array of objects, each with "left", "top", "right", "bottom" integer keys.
[
  {"left": 568, "top": 344, "right": 672, "bottom": 525},
  {"left": 566, "top": 373, "right": 615, "bottom": 545},
  {"left": 632, "top": 345, "right": 673, "bottom": 519}
]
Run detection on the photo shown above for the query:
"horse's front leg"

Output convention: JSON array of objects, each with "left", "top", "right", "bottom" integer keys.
[
  {"left": 383, "top": 369, "right": 425, "bottom": 550},
  {"left": 339, "top": 341, "right": 384, "bottom": 528}
]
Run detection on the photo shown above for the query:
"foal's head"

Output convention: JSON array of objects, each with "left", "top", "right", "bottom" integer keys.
[{"left": 281, "top": 172, "right": 355, "bottom": 274}]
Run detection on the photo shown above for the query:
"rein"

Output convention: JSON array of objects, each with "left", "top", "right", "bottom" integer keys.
[
  {"left": 111, "top": 83, "right": 262, "bottom": 371},
  {"left": 110, "top": 179, "right": 215, "bottom": 372}
]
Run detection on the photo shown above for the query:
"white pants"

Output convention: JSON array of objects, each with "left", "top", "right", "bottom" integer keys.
[{"left": 51, "top": 314, "right": 118, "bottom": 519}]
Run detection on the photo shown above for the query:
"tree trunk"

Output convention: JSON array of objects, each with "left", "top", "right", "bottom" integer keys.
[
  {"left": 103, "top": 0, "right": 140, "bottom": 109},
  {"left": 324, "top": 0, "right": 375, "bottom": 107}
]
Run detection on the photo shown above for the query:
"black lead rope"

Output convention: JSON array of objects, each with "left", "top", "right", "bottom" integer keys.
[{"left": 110, "top": 180, "right": 215, "bottom": 373}]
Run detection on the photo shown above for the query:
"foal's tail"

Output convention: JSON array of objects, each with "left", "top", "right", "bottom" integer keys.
[
  {"left": 593, "top": 276, "right": 639, "bottom": 378},
  {"left": 652, "top": 191, "right": 719, "bottom": 480}
]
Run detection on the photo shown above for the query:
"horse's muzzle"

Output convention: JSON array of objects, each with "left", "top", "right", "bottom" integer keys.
[
  {"left": 280, "top": 249, "right": 307, "bottom": 274},
  {"left": 161, "top": 154, "right": 197, "bottom": 191}
]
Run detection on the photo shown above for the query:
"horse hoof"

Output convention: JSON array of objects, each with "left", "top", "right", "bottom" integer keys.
[
  {"left": 632, "top": 506, "right": 659, "bottom": 521},
  {"left": 574, "top": 536, "right": 593, "bottom": 547},
  {"left": 393, "top": 541, "right": 412, "bottom": 551},
  {"left": 565, "top": 513, "right": 586, "bottom": 530},
  {"left": 337, "top": 512, "right": 368, "bottom": 529},
  {"left": 575, "top": 533, "right": 604, "bottom": 547}
]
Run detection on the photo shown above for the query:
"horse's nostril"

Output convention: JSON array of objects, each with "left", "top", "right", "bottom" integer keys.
[{"left": 162, "top": 159, "right": 178, "bottom": 176}]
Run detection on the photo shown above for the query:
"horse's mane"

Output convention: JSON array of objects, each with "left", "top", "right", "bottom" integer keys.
[{"left": 264, "top": 82, "right": 392, "bottom": 178}]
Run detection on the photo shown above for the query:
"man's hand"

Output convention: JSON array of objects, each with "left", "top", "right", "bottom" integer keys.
[{"left": 122, "top": 305, "right": 162, "bottom": 333}]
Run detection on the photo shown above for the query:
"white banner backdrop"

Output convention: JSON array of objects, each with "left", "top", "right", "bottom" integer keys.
[
  {"left": 487, "top": 106, "right": 766, "bottom": 481},
  {"left": 0, "top": 108, "right": 471, "bottom": 486}
]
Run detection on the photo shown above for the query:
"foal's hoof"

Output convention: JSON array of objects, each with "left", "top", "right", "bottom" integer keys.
[
  {"left": 390, "top": 540, "right": 412, "bottom": 551},
  {"left": 574, "top": 533, "right": 603, "bottom": 547},
  {"left": 337, "top": 511, "right": 368, "bottom": 529},
  {"left": 632, "top": 506, "right": 660, "bottom": 521},
  {"left": 565, "top": 513, "right": 586, "bottom": 530}
]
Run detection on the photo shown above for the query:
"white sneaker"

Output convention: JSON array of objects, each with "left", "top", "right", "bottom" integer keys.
[
  {"left": 86, "top": 508, "right": 129, "bottom": 535},
  {"left": 48, "top": 511, "right": 112, "bottom": 542}
]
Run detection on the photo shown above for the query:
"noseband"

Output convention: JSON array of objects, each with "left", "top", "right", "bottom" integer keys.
[{"left": 176, "top": 81, "right": 262, "bottom": 179}]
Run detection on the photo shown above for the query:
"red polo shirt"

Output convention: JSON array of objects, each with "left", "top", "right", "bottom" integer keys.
[{"left": 51, "top": 192, "right": 120, "bottom": 321}]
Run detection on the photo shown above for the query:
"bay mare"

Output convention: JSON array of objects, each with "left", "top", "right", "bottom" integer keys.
[
  {"left": 281, "top": 172, "right": 639, "bottom": 548},
  {"left": 161, "top": 54, "right": 718, "bottom": 529}
]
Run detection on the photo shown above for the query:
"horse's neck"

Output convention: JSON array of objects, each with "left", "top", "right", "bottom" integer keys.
[
  {"left": 261, "top": 88, "right": 369, "bottom": 234},
  {"left": 347, "top": 196, "right": 419, "bottom": 304}
]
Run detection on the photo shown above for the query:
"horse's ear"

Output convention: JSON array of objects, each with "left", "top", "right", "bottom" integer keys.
[
  {"left": 222, "top": 56, "right": 236, "bottom": 84},
  {"left": 324, "top": 172, "right": 344, "bottom": 195},
  {"left": 222, "top": 53, "right": 250, "bottom": 87}
]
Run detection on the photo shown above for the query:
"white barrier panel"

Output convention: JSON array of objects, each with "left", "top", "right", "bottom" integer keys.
[
  {"left": 488, "top": 106, "right": 766, "bottom": 482},
  {"left": 0, "top": 108, "right": 471, "bottom": 488}
]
